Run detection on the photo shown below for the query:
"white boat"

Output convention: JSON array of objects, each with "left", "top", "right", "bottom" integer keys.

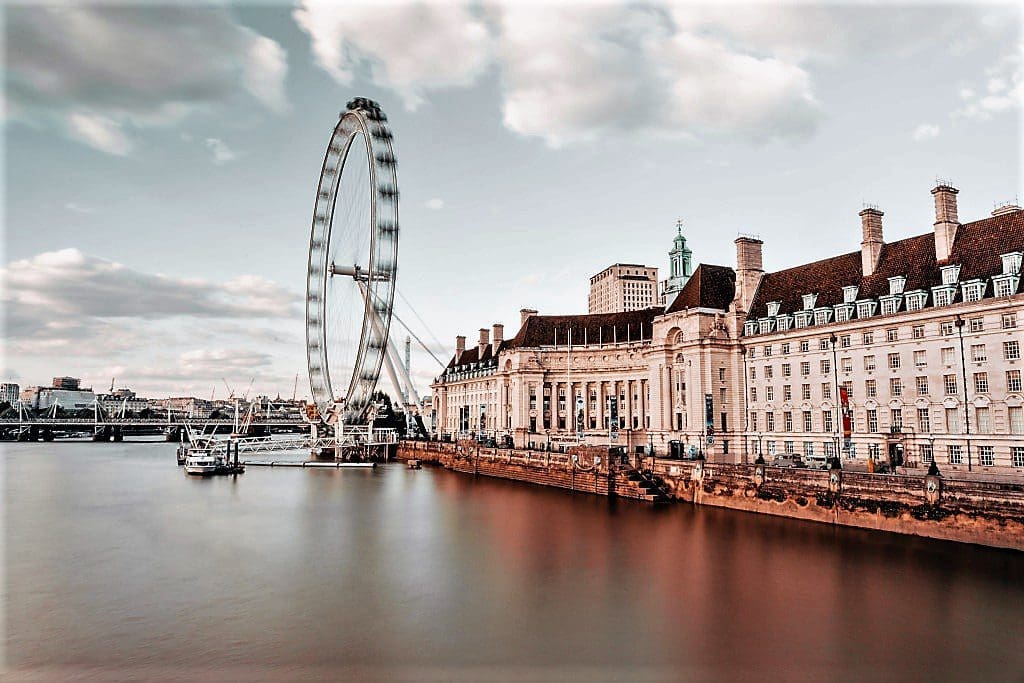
[{"left": 184, "top": 449, "right": 219, "bottom": 476}]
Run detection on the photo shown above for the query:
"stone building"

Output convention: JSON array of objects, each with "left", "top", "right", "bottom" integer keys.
[
  {"left": 432, "top": 182, "right": 1024, "bottom": 474},
  {"left": 588, "top": 263, "right": 659, "bottom": 314}
]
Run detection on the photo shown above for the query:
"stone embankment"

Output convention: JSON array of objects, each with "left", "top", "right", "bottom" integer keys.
[{"left": 398, "top": 440, "right": 1024, "bottom": 551}]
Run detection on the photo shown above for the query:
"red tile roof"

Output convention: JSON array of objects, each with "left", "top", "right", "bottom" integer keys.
[
  {"left": 747, "top": 208, "right": 1024, "bottom": 321},
  {"left": 665, "top": 264, "right": 737, "bottom": 314},
  {"left": 504, "top": 307, "right": 661, "bottom": 350}
]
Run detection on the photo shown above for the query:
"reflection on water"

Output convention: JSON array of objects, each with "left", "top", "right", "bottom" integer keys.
[{"left": 5, "top": 442, "right": 1024, "bottom": 679}]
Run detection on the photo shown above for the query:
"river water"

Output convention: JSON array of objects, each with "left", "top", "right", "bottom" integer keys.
[{"left": 4, "top": 441, "right": 1024, "bottom": 680}]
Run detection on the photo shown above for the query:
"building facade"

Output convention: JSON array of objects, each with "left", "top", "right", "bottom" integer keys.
[
  {"left": 433, "top": 183, "right": 1024, "bottom": 474},
  {"left": 588, "top": 263, "right": 658, "bottom": 314},
  {"left": 1, "top": 383, "right": 20, "bottom": 406}
]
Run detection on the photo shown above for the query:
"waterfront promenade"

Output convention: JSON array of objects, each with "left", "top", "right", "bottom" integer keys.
[{"left": 399, "top": 440, "right": 1024, "bottom": 551}]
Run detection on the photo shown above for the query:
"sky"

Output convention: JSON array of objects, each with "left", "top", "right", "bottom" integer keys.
[{"left": 3, "top": 1, "right": 1022, "bottom": 401}]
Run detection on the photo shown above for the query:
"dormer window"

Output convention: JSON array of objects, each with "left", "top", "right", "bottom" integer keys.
[
  {"left": 813, "top": 308, "right": 832, "bottom": 326},
  {"left": 744, "top": 321, "right": 758, "bottom": 336},
  {"left": 888, "top": 276, "right": 906, "bottom": 295},
  {"left": 993, "top": 273, "right": 1020, "bottom": 297},
  {"left": 776, "top": 315, "right": 793, "bottom": 331},
  {"left": 758, "top": 319, "right": 775, "bottom": 334},
  {"left": 961, "top": 280, "right": 985, "bottom": 303},
  {"left": 834, "top": 303, "right": 854, "bottom": 322},
  {"left": 941, "top": 264, "right": 961, "bottom": 285},
  {"left": 1001, "top": 252, "right": 1023, "bottom": 275},
  {"left": 794, "top": 311, "right": 812, "bottom": 328},
  {"left": 880, "top": 296, "right": 901, "bottom": 315},
  {"left": 905, "top": 291, "right": 928, "bottom": 311},
  {"left": 802, "top": 293, "right": 817, "bottom": 310},
  {"left": 842, "top": 286, "right": 859, "bottom": 304},
  {"left": 767, "top": 301, "right": 781, "bottom": 317},
  {"left": 932, "top": 284, "right": 956, "bottom": 306},
  {"left": 856, "top": 300, "right": 877, "bottom": 318}
]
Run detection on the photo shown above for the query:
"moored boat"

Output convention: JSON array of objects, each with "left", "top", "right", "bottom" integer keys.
[{"left": 184, "top": 449, "right": 218, "bottom": 476}]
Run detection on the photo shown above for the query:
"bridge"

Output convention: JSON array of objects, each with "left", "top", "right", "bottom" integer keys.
[{"left": 0, "top": 416, "right": 310, "bottom": 442}]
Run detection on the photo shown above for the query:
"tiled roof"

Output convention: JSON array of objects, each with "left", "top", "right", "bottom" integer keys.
[
  {"left": 505, "top": 307, "right": 662, "bottom": 349},
  {"left": 665, "top": 264, "right": 737, "bottom": 313},
  {"left": 447, "top": 341, "right": 506, "bottom": 368},
  {"left": 747, "top": 208, "right": 1024, "bottom": 321}
]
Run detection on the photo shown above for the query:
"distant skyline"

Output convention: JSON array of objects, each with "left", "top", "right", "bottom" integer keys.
[{"left": 4, "top": 1, "right": 1022, "bottom": 399}]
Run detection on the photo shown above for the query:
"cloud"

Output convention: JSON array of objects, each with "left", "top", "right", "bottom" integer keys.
[
  {"left": 2, "top": 249, "right": 301, "bottom": 332},
  {"left": 424, "top": 198, "right": 445, "bottom": 210},
  {"left": 64, "top": 202, "right": 95, "bottom": 214},
  {"left": 956, "top": 44, "right": 1023, "bottom": 120},
  {"left": 6, "top": 5, "right": 288, "bottom": 154},
  {"left": 912, "top": 123, "right": 941, "bottom": 141},
  {"left": 204, "top": 137, "right": 237, "bottom": 165},
  {"left": 293, "top": 1, "right": 490, "bottom": 110}
]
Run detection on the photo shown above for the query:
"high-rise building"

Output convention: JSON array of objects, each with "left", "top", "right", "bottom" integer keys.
[
  {"left": 52, "top": 376, "right": 81, "bottom": 390},
  {"left": 588, "top": 264, "right": 659, "bottom": 314},
  {"left": 1, "top": 383, "right": 20, "bottom": 406}
]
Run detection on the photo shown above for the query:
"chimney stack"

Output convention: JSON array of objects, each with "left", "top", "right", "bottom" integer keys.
[
  {"left": 733, "top": 236, "right": 764, "bottom": 313},
  {"left": 859, "top": 206, "right": 884, "bottom": 277},
  {"left": 932, "top": 182, "right": 959, "bottom": 262},
  {"left": 478, "top": 328, "right": 490, "bottom": 357},
  {"left": 492, "top": 323, "right": 504, "bottom": 346},
  {"left": 455, "top": 335, "right": 466, "bottom": 360},
  {"left": 520, "top": 308, "right": 538, "bottom": 327}
]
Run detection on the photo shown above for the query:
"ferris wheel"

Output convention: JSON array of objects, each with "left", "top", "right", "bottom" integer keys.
[{"left": 306, "top": 98, "right": 399, "bottom": 424}]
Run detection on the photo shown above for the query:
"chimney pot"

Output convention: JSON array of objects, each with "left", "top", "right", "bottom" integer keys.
[
  {"left": 520, "top": 308, "right": 538, "bottom": 327},
  {"left": 455, "top": 335, "right": 466, "bottom": 357},
  {"left": 492, "top": 323, "right": 504, "bottom": 346},
  {"left": 733, "top": 236, "right": 764, "bottom": 313},
  {"left": 478, "top": 328, "right": 489, "bottom": 356}
]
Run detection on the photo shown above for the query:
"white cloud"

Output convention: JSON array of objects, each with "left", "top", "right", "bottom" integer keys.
[
  {"left": 64, "top": 202, "right": 95, "bottom": 214},
  {"left": 912, "top": 123, "right": 941, "bottom": 141},
  {"left": 424, "top": 198, "right": 445, "bottom": 210},
  {"left": 67, "top": 112, "right": 132, "bottom": 155},
  {"left": 6, "top": 6, "right": 289, "bottom": 154},
  {"left": 293, "top": 1, "right": 491, "bottom": 110},
  {"left": 956, "top": 44, "right": 1023, "bottom": 120},
  {"left": 204, "top": 137, "right": 237, "bottom": 165}
]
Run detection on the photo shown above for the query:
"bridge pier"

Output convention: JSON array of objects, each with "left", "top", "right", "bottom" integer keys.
[{"left": 112, "top": 427, "right": 123, "bottom": 442}]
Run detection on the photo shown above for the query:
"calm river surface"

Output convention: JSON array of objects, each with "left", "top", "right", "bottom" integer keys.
[{"left": 5, "top": 441, "right": 1024, "bottom": 680}]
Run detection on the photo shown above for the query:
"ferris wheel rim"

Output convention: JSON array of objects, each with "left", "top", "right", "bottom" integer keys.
[{"left": 305, "top": 99, "right": 399, "bottom": 423}]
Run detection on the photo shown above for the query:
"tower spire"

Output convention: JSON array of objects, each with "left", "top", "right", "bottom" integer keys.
[{"left": 664, "top": 218, "right": 692, "bottom": 306}]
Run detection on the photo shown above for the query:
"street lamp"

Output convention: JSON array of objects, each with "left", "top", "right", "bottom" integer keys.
[
  {"left": 953, "top": 314, "right": 973, "bottom": 471},
  {"left": 927, "top": 433, "right": 940, "bottom": 476},
  {"left": 754, "top": 431, "right": 765, "bottom": 465},
  {"left": 829, "top": 333, "right": 842, "bottom": 470}
]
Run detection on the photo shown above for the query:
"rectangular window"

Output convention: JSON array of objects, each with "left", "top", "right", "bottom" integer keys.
[
  {"left": 974, "top": 372, "right": 989, "bottom": 394},
  {"left": 823, "top": 410, "right": 834, "bottom": 432},
  {"left": 941, "top": 347, "right": 956, "bottom": 365},
  {"left": 969, "top": 317, "right": 984, "bottom": 332},
  {"left": 840, "top": 334, "right": 851, "bottom": 348},
  {"left": 914, "top": 350, "right": 927, "bottom": 368},
  {"left": 916, "top": 376, "right": 929, "bottom": 395},
  {"left": 841, "top": 357, "right": 853, "bottom": 372},
  {"left": 785, "top": 441, "right": 795, "bottom": 454},
  {"left": 800, "top": 362, "right": 810, "bottom": 376},
  {"left": 890, "top": 408, "right": 903, "bottom": 431},
  {"left": 765, "top": 366, "right": 774, "bottom": 379},
  {"left": 1004, "top": 340, "right": 1020, "bottom": 360},
  {"left": 971, "top": 344, "right": 987, "bottom": 362},
  {"left": 1007, "top": 370, "right": 1022, "bottom": 393},
  {"left": 890, "top": 378, "right": 903, "bottom": 397},
  {"left": 819, "top": 338, "right": 830, "bottom": 350},
  {"left": 805, "top": 441, "right": 815, "bottom": 457},
  {"left": 750, "top": 367, "right": 757, "bottom": 380},
  {"left": 800, "top": 341, "right": 810, "bottom": 352},
  {"left": 863, "top": 331, "right": 873, "bottom": 345},
  {"left": 940, "top": 321, "right": 954, "bottom": 335},
  {"left": 912, "top": 325, "right": 925, "bottom": 339},
  {"left": 764, "top": 345, "right": 773, "bottom": 356},
  {"left": 766, "top": 386, "right": 775, "bottom": 401},
  {"left": 750, "top": 387, "right": 758, "bottom": 402},
  {"left": 934, "top": 289, "right": 953, "bottom": 307},
  {"left": 750, "top": 412, "right": 758, "bottom": 431},
  {"left": 946, "top": 407, "right": 960, "bottom": 433},
  {"left": 803, "top": 411, "right": 812, "bottom": 431},
  {"left": 888, "top": 353, "right": 901, "bottom": 370},
  {"left": 1010, "top": 406, "right": 1023, "bottom": 435},
  {"left": 822, "top": 383, "right": 832, "bottom": 400},
  {"left": 864, "top": 355, "right": 876, "bottom": 371},
  {"left": 1002, "top": 313, "right": 1017, "bottom": 329},
  {"left": 978, "top": 445, "right": 994, "bottom": 467},
  {"left": 886, "top": 328, "right": 898, "bottom": 342},
  {"left": 944, "top": 374, "right": 958, "bottom": 395},
  {"left": 781, "top": 343, "right": 790, "bottom": 355},
  {"left": 783, "top": 385, "right": 793, "bottom": 401},
  {"left": 948, "top": 444, "right": 963, "bottom": 465},
  {"left": 820, "top": 359, "right": 831, "bottom": 374},
  {"left": 963, "top": 284, "right": 984, "bottom": 303},
  {"left": 869, "top": 443, "right": 880, "bottom": 459},
  {"left": 784, "top": 412, "right": 793, "bottom": 432},
  {"left": 842, "top": 381, "right": 854, "bottom": 399},
  {"left": 766, "top": 412, "right": 775, "bottom": 431},
  {"left": 782, "top": 364, "right": 791, "bottom": 377},
  {"left": 866, "top": 379, "right": 877, "bottom": 398},
  {"left": 921, "top": 443, "right": 934, "bottom": 463},
  {"left": 917, "top": 408, "right": 931, "bottom": 433},
  {"left": 1013, "top": 447, "right": 1024, "bottom": 468},
  {"left": 867, "top": 409, "right": 878, "bottom": 432},
  {"left": 881, "top": 298, "right": 899, "bottom": 315},
  {"left": 719, "top": 368, "right": 726, "bottom": 381},
  {"left": 976, "top": 407, "right": 991, "bottom": 434},
  {"left": 801, "top": 384, "right": 811, "bottom": 400}
]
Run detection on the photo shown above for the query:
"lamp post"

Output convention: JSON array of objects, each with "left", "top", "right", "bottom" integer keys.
[
  {"left": 927, "top": 433, "right": 940, "bottom": 476},
  {"left": 755, "top": 431, "right": 764, "bottom": 465},
  {"left": 954, "top": 315, "right": 973, "bottom": 471},
  {"left": 829, "top": 333, "right": 842, "bottom": 470}
]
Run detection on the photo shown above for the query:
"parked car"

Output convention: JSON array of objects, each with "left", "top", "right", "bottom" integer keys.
[
  {"left": 772, "top": 455, "right": 806, "bottom": 468},
  {"left": 805, "top": 455, "right": 828, "bottom": 470}
]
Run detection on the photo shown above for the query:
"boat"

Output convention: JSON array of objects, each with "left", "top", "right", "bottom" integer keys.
[
  {"left": 184, "top": 449, "right": 219, "bottom": 476},
  {"left": 407, "top": 459, "right": 421, "bottom": 469}
]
